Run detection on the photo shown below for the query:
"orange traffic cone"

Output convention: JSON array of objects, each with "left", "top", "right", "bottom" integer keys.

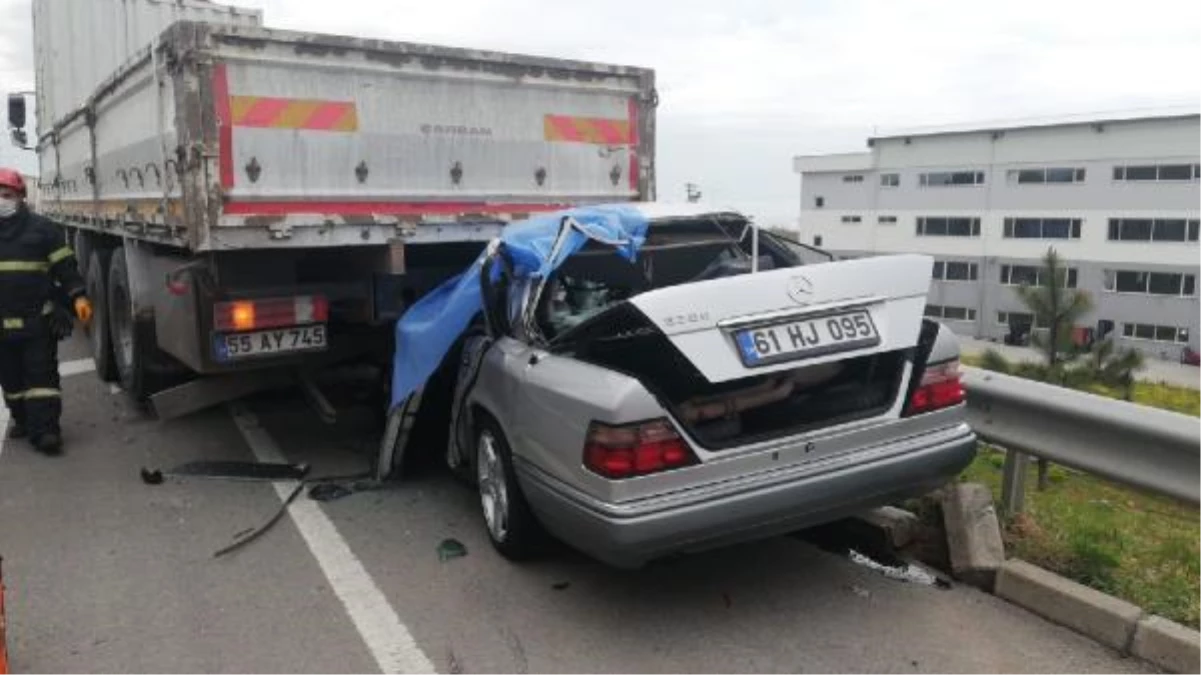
[{"left": 0, "top": 557, "right": 8, "bottom": 674}]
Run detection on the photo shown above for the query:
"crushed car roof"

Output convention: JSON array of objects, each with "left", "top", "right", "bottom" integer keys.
[
  {"left": 624, "top": 202, "right": 749, "bottom": 222},
  {"left": 391, "top": 204, "right": 654, "bottom": 409}
]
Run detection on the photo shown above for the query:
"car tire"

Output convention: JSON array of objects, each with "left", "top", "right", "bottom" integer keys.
[
  {"left": 107, "top": 247, "right": 178, "bottom": 401},
  {"left": 474, "top": 416, "right": 546, "bottom": 561},
  {"left": 85, "top": 248, "right": 118, "bottom": 382}
]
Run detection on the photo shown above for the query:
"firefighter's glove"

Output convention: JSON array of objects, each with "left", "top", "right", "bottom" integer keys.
[
  {"left": 74, "top": 297, "right": 93, "bottom": 326},
  {"left": 49, "top": 306, "right": 74, "bottom": 341}
]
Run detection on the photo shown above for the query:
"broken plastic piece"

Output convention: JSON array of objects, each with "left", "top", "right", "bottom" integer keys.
[
  {"left": 308, "top": 483, "right": 353, "bottom": 502},
  {"left": 158, "top": 460, "right": 310, "bottom": 482},
  {"left": 213, "top": 482, "right": 305, "bottom": 558},
  {"left": 437, "top": 538, "right": 468, "bottom": 562}
]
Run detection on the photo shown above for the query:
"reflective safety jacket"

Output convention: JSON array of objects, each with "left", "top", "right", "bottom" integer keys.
[{"left": 0, "top": 207, "right": 86, "bottom": 338}]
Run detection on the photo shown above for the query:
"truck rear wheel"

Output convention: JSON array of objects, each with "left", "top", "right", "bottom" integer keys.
[
  {"left": 85, "top": 249, "right": 118, "bottom": 382},
  {"left": 107, "top": 247, "right": 173, "bottom": 401},
  {"left": 73, "top": 229, "right": 93, "bottom": 280}
]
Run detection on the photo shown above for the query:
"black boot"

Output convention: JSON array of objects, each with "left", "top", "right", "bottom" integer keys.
[
  {"left": 6, "top": 422, "right": 27, "bottom": 439},
  {"left": 33, "top": 432, "right": 63, "bottom": 455}
]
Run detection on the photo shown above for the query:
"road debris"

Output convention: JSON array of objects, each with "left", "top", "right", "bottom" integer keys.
[
  {"left": 848, "top": 549, "right": 947, "bottom": 587},
  {"left": 141, "top": 460, "right": 311, "bottom": 483},
  {"left": 213, "top": 482, "right": 305, "bottom": 558},
  {"left": 438, "top": 539, "right": 468, "bottom": 562},
  {"left": 308, "top": 483, "right": 353, "bottom": 502},
  {"left": 552, "top": 581, "right": 571, "bottom": 591}
]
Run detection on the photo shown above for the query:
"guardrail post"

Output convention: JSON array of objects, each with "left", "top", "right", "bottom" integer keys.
[{"left": 1000, "top": 448, "right": 1027, "bottom": 517}]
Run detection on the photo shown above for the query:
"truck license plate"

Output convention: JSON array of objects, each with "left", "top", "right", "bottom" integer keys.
[
  {"left": 734, "top": 310, "right": 879, "bottom": 367},
  {"left": 214, "top": 325, "right": 327, "bottom": 362}
]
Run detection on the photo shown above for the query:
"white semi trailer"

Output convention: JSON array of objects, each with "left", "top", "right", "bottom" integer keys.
[{"left": 9, "top": 0, "right": 656, "bottom": 418}]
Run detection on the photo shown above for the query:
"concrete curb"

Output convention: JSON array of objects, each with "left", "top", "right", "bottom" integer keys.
[
  {"left": 855, "top": 506, "right": 920, "bottom": 549},
  {"left": 996, "top": 559, "right": 1141, "bottom": 652},
  {"left": 1132, "top": 615, "right": 1201, "bottom": 675},
  {"left": 995, "top": 559, "right": 1200, "bottom": 673}
]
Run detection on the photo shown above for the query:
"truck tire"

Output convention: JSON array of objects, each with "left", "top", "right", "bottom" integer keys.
[
  {"left": 85, "top": 249, "right": 118, "bottom": 382},
  {"left": 107, "top": 247, "right": 172, "bottom": 401},
  {"left": 73, "top": 229, "right": 92, "bottom": 280}
]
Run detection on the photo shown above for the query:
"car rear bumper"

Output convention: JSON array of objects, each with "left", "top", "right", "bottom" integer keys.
[{"left": 517, "top": 422, "right": 977, "bottom": 568}]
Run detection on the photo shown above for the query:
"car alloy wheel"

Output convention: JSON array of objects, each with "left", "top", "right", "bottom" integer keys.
[{"left": 477, "top": 428, "right": 510, "bottom": 543}]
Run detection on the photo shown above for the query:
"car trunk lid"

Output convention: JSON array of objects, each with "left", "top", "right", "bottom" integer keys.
[{"left": 626, "top": 254, "right": 933, "bottom": 384}]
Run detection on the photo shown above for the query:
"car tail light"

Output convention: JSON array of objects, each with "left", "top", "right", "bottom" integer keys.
[
  {"left": 213, "top": 296, "right": 329, "bottom": 332},
  {"left": 584, "top": 419, "right": 697, "bottom": 479},
  {"left": 905, "top": 359, "right": 965, "bottom": 416}
]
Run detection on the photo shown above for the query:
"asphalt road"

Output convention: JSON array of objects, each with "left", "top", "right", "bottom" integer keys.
[
  {"left": 959, "top": 336, "right": 1200, "bottom": 390},
  {"left": 0, "top": 335, "right": 1155, "bottom": 673}
]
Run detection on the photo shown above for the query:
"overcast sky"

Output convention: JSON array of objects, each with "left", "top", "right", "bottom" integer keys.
[{"left": 1, "top": 0, "right": 1198, "bottom": 224}]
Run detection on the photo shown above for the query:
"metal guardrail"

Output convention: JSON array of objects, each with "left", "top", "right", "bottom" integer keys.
[{"left": 961, "top": 366, "right": 1201, "bottom": 513}]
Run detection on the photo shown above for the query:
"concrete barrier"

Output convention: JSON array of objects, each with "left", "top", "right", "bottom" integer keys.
[
  {"left": 995, "top": 559, "right": 1142, "bottom": 652},
  {"left": 1132, "top": 615, "right": 1200, "bottom": 674}
]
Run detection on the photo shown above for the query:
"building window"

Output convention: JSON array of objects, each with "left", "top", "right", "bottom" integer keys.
[
  {"left": 1104, "top": 270, "right": 1197, "bottom": 296},
  {"left": 1006, "top": 167, "right": 1086, "bottom": 184},
  {"left": 1122, "top": 323, "right": 1191, "bottom": 344},
  {"left": 841, "top": 215, "right": 862, "bottom": 224},
  {"left": 1000, "top": 264, "right": 1078, "bottom": 288},
  {"left": 813, "top": 235, "right": 823, "bottom": 247},
  {"left": 996, "top": 311, "right": 1048, "bottom": 329},
  {"left": 1113, "top": 164, "right": 1201, "bottom": 182},
  {"left": 815, "top": 196, "right": 825, "bottom": 208},
  {"left": 878, "top": 215, "right": 898, "bottom": 224},
  {"left": 1003, "top": 217, "right": 1082, "bottom": 239},
  {"left": 842, "top": 174, "right": 865, "bottom": 183},
  {"left": 919, "top": 171, "right": 985, "bottom": 187},
  {"left": 916, "top": 216, "right": 981, "bottom": 237},
  {"left": 1108, "top": 218, "right": 1200, "bottom": 242},
  {"left": 926, "top": 305, "right": 977, "bottom": 321},
  {"left": 880, "top": 173, "right": 900, "bottom": 188},
  {"left": 932, "top": 260, "right": 978, "bottom": 282}
]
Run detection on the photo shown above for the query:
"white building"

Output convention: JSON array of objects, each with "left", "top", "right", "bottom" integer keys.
[{"left": 793, "top": 109, "right": 1201, "bottom": 359}]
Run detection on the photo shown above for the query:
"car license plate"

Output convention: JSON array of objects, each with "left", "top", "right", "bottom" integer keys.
[
  {"left": 734, "top": 310, "right": 880, "bottom": 367},
  {"left": 214, "top": 325, "right": 327, "bottom": 362}
]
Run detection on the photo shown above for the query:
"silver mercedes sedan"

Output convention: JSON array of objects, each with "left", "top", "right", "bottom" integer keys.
[{"left": 436, "top": 204, "right": 975, "bottom": 568}]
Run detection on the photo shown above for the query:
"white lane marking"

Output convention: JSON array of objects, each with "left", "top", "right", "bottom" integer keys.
[
  {"left": 60, "top": 358, "right": 97, "bottom": 378},
  {"left": 228, "top": 403, "right": 433, "bottom": 675}
]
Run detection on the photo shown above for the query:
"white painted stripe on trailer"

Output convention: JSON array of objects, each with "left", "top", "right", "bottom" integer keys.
[
  {"left": 228, "top": 403, "right": 434, "bottom": 674},
  {"left": 59, "top": 358, "right": 96, "bottom": 378}
]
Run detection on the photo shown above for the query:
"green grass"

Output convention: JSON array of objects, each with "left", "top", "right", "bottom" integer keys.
[
  {"left": 962, "top": 448, "right": 1200, "bottom": 628},
  {"left": 958, "top": 351, "right": 1200, "bottom": 627}
]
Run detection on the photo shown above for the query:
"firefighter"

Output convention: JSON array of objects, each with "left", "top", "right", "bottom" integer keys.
[{"left": 0, "top": 168, "right": 92, "bottom": 455}]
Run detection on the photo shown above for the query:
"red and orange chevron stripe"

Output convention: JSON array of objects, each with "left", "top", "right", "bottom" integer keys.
[
  {"left": 230, "top": 95, "right": 359, "bottom": 132},
  {"left": 544, "top": 114, "right": 633, "bottom": 145}
]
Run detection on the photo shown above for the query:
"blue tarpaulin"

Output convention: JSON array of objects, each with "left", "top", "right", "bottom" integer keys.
[{"left": 390, "top": 204, "right": 651, "bottom": 409}]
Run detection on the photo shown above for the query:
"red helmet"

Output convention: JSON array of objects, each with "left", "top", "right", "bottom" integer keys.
[{"left": 0, "top": 168, "right": 27, "bottom": 197}]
